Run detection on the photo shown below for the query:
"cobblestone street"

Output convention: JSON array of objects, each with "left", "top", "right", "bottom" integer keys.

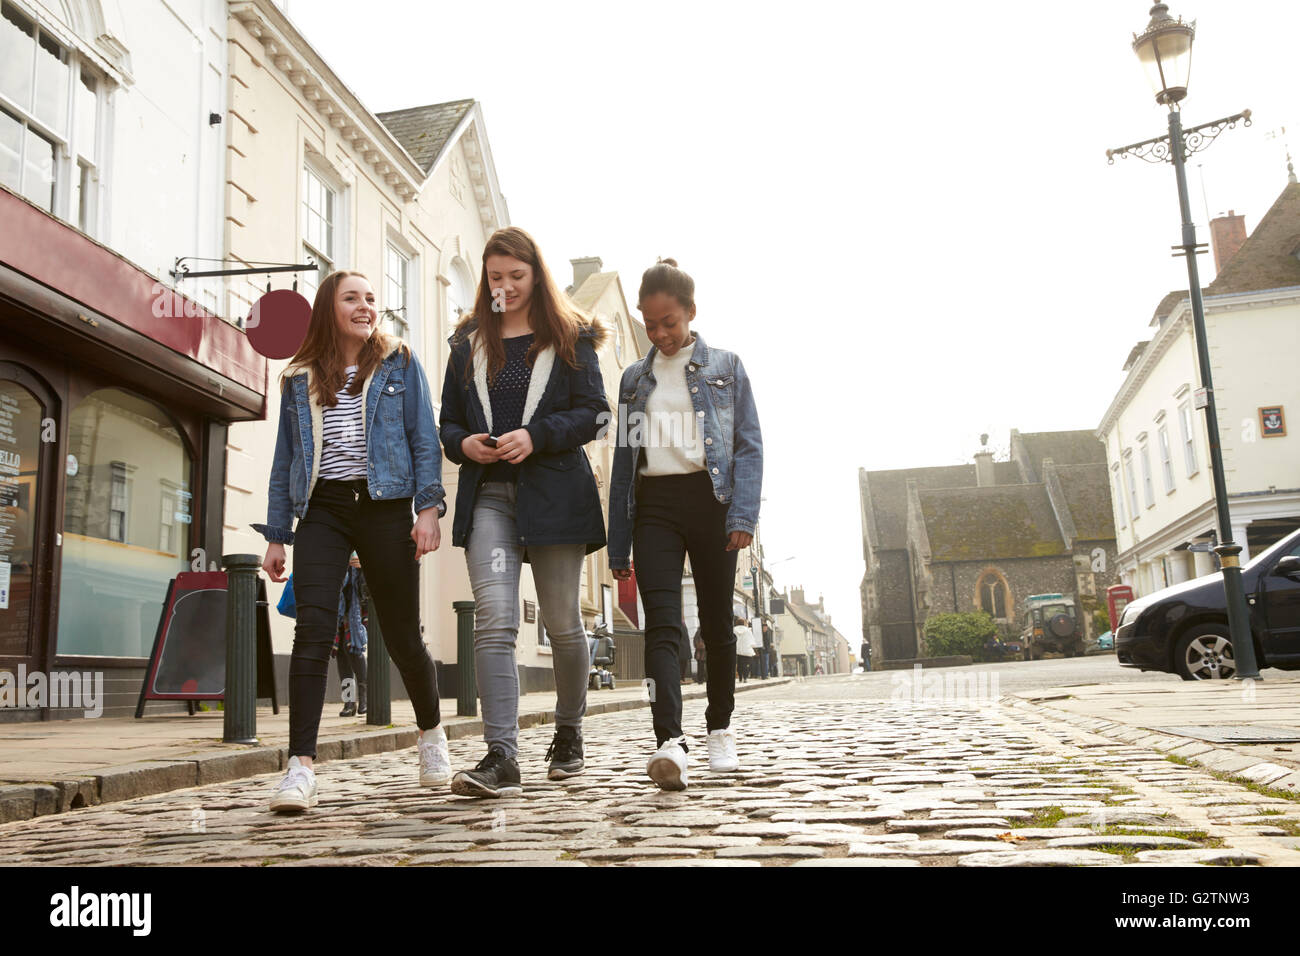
[{"left": 3, "top": 676, "right": 1299, "bottom": 867}]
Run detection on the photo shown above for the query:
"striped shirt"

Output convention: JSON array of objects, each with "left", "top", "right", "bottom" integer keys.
[{"left": 319, "top": 366, "right": 368, "bottom": 481}]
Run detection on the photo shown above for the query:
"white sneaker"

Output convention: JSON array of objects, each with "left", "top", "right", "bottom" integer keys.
[
  {"left": 647, "top": 738, "right": 689, "bottom": 791},
  {"left": 418, "top": 726, "right": 452, "bottom": 787},
  {"left": 269, "top": 756, "right": 317, "bottom": 812},
  {"left": 707, "top": 728, "right": 739, "bottom": 772}
]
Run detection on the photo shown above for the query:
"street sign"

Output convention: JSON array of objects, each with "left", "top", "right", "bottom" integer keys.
[{"left": 1193, "top": 386, "right": 1209, "bottom": 410}]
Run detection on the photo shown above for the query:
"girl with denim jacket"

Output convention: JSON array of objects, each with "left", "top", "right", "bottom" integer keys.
[
  {"left": 255, "top": 270, "right": 452, "bottom": 811},
  {"left": 439, "top": 227, "right": 609, "bottom": 797},
  {"left": 608, "top": 258, "right": 763, "bottom": 790}
]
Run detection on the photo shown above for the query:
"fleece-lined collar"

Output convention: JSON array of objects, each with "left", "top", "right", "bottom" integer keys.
[{"left": 466, "top": 329, "right": 554, "bottom": 435}]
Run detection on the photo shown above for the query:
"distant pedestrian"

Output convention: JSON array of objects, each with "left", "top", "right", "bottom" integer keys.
[
  {"left": 608, "top": 257, "right": 763, "bottom": 790},
  {"left": 734, "top": 616, "right": 756, "bottom": 682},
  {"left": 760, "top": 620, "right": 774, "bottom": 679},
  {"left": 334, "top": 554, "right": 368, "bottom": 717},
  {"left": 693, "top": 629, "right": 708, "bottom": 684},
  {"left": 860, "top": 639, "right": 872, "bottom": 673},
  {"left": 678, "top": 624, "right": 692, "bottom": 682}
]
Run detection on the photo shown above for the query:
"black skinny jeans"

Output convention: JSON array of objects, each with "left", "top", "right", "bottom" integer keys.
[
  {"left": 633, "top": 471, "right": 738, "bottom": 746},
  {"left": 289, "top": 479, "right": 440, "bottom": 757}
]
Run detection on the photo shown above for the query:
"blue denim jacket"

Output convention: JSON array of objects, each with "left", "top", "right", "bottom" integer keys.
[
  {"left": 607, "top": 332, "right": 762, "bottom": 569},
  {"left": 251, "top": 347, "right": 446, "bottom": 545}
]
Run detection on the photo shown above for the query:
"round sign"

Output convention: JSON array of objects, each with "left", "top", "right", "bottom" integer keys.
[{"left": 246, "top": 289, "right": 312, "bottom": 359}]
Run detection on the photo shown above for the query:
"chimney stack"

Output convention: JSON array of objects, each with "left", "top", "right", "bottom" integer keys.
[
  {"left": 974, "top": 433, "right": 995, "bottom": 487},
  {"left": 1209, "top": 211, "right": 1247, "bottom": 274},
  {"left": 570, "top": 256, "right": 603, "bottom": 292}
]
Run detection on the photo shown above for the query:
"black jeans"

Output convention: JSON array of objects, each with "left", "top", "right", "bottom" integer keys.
[
  {"left": 289, "top": 479, "right": 440, "bottom": 757},
  {"left": 633, "top": 472, "right": 738, "bottom": 746}
]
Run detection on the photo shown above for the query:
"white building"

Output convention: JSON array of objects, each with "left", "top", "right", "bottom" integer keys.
[
  {"left": 1, "top": 0, "right": 269, "bottom": 717},
  {"left": 1096, "top": 179, "right": 1300, "bottom": 596}
]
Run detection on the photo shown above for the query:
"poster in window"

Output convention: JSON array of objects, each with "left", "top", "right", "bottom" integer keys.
[{"left": 1260, "top": 406, "right": 1285, "bottom": 438}]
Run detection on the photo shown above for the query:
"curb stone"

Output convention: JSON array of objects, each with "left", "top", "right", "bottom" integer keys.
[
  {"left": 0, "top": 677, "right": 796, "bottom": 822},
  {"left": 1001, "top": 694, "right": 1300, "bottom": 796}
]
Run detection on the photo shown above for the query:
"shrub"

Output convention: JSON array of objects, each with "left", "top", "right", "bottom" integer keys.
[{"left": 923, "top": 611, "right": 998, "bottom": 659}]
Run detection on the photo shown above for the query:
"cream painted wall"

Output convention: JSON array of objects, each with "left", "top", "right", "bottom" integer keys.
[
  {"left": 1100, "top": 292, "right": 1300, "bottom": 595},
  {"left": 218, "top": 11, "right": 505, "bottom": 669}
]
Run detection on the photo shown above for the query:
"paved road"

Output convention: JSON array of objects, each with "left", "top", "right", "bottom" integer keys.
[
  {"left": 2, "top": 674, "right": 1297, "bottom": 867},
  {"left": 835, "top": 654, "right": 1289, "bottom": 702}
]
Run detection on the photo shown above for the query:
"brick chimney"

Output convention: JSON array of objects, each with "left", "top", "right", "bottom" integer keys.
[
  {"left": 974, "top": 433, "right": 995, "bottom": 487},
  {"left": 570, "top": 256, "right": 603, "bottom": 292},
  {"left": 1209, "top": 211, "right": 1247, "bottom": 274}
]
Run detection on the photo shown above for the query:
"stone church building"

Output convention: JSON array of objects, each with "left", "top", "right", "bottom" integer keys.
[{"left": 859, "top": 430, "right": 1119, "bottom": 663}]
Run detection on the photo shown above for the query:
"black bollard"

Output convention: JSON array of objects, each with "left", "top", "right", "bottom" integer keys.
[
  {"left": 454, "top": 600, "right": 476, "bottom": 716},
  {"left": 365, "top": 594, "right": 391, "bottom": 726},
  {"left": 222, "top": 554, "right": 261, "bottom": 744}
]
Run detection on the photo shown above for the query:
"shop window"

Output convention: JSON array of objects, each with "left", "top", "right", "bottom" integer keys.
[
  {"left": 0, "top": 379, "right": 41, "bottom": 658},
  {"left": 57, "top": 389, "right": 191, "bottom": 658}
]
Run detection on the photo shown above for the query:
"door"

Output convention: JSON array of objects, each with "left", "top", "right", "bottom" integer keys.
[
  {"left": 0, "top": 361, "right": 58, "bottom": 687},
  {"left": 1258, "top": 537, "right": 1300, "bottom": 665}
]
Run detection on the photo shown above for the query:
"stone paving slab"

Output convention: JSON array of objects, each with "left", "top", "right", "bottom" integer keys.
[
  {"left": 0, "top": 679, "right": 795, "bottom": 823},
  {"left": 2, "top": 681, "right": 1299, "bottom": 867}
]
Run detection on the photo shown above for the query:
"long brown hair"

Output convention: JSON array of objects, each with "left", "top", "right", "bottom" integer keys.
[
  {"left": 282, "top": 270, "right": 408, "bottom": 406},
  {"left": 453, "top": 227, "right": 592, "bottom": 384}
]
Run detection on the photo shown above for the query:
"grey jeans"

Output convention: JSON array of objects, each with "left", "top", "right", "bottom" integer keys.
[{"left": 466, "top": 482, "right": 589, "bottom": 758}]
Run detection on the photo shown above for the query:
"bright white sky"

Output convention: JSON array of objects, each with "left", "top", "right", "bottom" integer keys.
[{"left": 287, "top": 0, "right": 1299, "bottom": 646}]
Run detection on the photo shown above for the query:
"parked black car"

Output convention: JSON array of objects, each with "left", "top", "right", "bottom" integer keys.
[{"left": 1116, "top": 528, "right": 1300, "bottom": 680}]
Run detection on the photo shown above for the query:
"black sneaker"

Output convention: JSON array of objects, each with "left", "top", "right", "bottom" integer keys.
[
  {"left": 545, "top": 726, "right": 585, "bottom": 780},
  {"left": 450, "top": 748, "right": 524, "bottom": 798}
]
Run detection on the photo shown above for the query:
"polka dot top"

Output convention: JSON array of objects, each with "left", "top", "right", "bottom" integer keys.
[{"left": 485, "top": 333, "right": 534, "bottom": 483}]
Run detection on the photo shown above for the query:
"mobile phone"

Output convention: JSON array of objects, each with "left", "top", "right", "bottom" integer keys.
[{"left": 484, "top": 436, "right": 499, "bottom": 448}]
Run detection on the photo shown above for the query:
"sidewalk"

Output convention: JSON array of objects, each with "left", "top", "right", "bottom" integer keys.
[
  {"left": 1007, "top": 673, "right": 1300, "bottom": 795},
  {"left": 0, "top": 677, "right": 794, "bottom": 822}
]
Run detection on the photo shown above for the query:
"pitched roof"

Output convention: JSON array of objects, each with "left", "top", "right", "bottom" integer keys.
[
  {"left": 1207, "top": 182, "right": 1300, "bottom": 296},
  {"left": 864, "top": 465, "right": 977, "bottom": 551},
  {"left": 1015, "top": 430, "right": 1107, "bottom": 476},
  {"left": 375, "top": 99, "right": 476, "bottom": 174},
  {"left": 1053, "top": 463, "right": 1115, "bottom": 542},
  {"left": 1151, "top": 290, "right": 1189, "bottom": 325},
  {"left": 863, "top": 461, "right": 1020, "bottom": 552},
  {"left": 919, "top": 484, "right": 1067, "bottom": 561}
]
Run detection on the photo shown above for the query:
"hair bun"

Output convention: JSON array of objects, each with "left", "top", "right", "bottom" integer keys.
[{"left": 656, "top": 256, "right": 678, "bottom": 268}]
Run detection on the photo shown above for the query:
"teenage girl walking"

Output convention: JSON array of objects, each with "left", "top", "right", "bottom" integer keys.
[
  {"left": 439, "top": 226, "right": 609, "bottom": 797},
  {"left": 609, "top": 258, "right": 763, "bottom": 790},
  {"left": 257, "top": 270, "right": 450, "bottom": 811}
]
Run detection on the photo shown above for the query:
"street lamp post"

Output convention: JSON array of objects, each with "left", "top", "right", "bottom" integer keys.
[{"left": 1107, "top": 2, "right": 1260, "bottom": 680}]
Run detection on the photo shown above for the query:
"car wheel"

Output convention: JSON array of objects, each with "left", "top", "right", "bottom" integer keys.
[{"left": 1173, "top": 624, "right": 1236, "bottom": 680}]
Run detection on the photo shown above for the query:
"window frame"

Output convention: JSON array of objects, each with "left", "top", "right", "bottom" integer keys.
[
  {"left": 1123, "top": 454, "right": 1140, "bottom": 519},
  {"left": 1178, "top": 401, "right": 1199, "bottom": 478},
  {"left": 383, "top": 240, "right": 410, "bottom": 340},
  {"left": 0, "top": 2, "right": 104, "bottom": 232},
  {"left": 1157, "top": 424, "right": 1175, "bottom": 493},
  {"left": 1138, "top": 442, "right": 1155, "bottom": 509}
]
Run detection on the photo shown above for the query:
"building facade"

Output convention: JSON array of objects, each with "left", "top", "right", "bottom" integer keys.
[
  {"left": 1096, "top": 182, "right": 1300, "bottom": 596},
  {"left": 861, "top": 430, "right": 1118, "bottom": 662},
  {"left": 1, "top": 0, "right": 267, "bottom": 718}
]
